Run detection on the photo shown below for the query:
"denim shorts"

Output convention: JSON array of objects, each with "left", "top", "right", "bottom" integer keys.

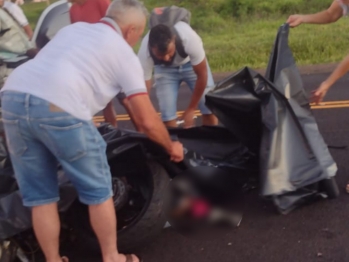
[
  {"left": 0, "top": 91, "right": 113, "bottom": 207},
  {"left": 154, "top": 60, "right": 215, "bottom": 122}
]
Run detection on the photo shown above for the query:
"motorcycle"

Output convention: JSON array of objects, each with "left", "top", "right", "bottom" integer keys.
[{"left": 0, "top": 2, "right": 341, "bottom": 261}]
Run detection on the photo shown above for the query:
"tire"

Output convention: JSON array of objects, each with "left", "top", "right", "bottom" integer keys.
[
  {"left": 319, "top": 177, "right": 340, "bottom": 199},
  {"left": 73, "top": 160, "right": 171, "bottom": 254}
]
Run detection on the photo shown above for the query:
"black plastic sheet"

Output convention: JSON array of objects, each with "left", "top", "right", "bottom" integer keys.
[{"left": 205, "top": 23, "right": 338, "bottom": 214}]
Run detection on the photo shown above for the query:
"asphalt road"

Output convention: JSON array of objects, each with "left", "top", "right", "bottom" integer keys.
[{"left": 47, "top": 71, "right": 349, "bottom": 261}]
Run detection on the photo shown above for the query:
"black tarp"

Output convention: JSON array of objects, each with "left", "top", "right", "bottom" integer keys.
[{"left": 205, "top": 23, "right": 338, "bottom": 214}]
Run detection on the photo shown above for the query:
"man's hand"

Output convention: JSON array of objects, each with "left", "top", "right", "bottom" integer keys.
[
  {"left": 311, "top": 82, "right": 330, "bottom": 105},
  {"left": 311, "top": 53, "right": 349, "bottom": 105},
  {"left": 26, "top": 48, "right": 39, "bottom": 59},
  {"left": 127, "top": 94, "right": 184, "bottom": 162},
  {"left": 287, "top": 14, "right": 305, "bottom": 27},
  {"left": 169, "top": 141, "right": 184, "bottom": 162},
  {"left": 181, "top": 108, "right": 196, "bottom": 128}
]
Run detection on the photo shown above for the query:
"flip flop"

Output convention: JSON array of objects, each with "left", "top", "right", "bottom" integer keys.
[{"left": 125, "top": 254, "right": 143, "bottom": 262}]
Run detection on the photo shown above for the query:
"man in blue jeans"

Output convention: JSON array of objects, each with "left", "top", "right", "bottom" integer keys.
[
  {"left": 137, "top": 12, "right": 218, "bottom": 128},
  {"left": 0, "top": 1, "right": 183, "bottom": 262}
]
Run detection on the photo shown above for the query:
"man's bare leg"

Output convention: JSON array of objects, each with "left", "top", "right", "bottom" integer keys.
[
  {"left": 89, "top": 197, "right": 139, "bottom": 262},
  {"left": 32, "top": 203, "right": 63, "bottom": 262},
  {"left": 202, "top": 114, "right": 218, "bottom": 126}
]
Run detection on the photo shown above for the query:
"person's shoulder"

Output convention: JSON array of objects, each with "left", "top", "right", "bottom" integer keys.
[
  {"left": 174, "top": 21, "right": 201, "bottom": 42},
  {"left": 3, "top": 1, "right": 20, "bottom": 12},
  {"left": 174, "top": 21, "right": 195, "bottom": 32},
  {"left": 3, "top": 1, "right": 14, "bottom": 8}
]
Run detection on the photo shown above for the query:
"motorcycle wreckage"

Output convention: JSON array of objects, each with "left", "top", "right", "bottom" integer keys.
[{"left": 0, "top": 2, "right": 341, "bottom": 261}]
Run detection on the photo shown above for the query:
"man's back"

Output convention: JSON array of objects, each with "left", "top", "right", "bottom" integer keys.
[{"left": 2, "top": 20, "right": 143, "bottom": 120}]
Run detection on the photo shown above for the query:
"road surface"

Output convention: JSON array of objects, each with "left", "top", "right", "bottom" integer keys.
[{"left": 46, "top": 72, "right": 349, "bottom": 262}]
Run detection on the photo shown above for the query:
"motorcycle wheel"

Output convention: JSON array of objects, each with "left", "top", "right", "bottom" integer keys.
[{"left": 72, "top": 160, "right": 171, "bottom": 253}]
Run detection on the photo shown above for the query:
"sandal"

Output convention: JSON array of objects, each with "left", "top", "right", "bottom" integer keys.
[{"left": 125, "top": 254, "right": 143, "bottom": 262}]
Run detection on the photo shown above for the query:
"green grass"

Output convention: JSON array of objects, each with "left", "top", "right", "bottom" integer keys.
[{"left": 21, "top": 0, "right": 349, "bottom": 72}]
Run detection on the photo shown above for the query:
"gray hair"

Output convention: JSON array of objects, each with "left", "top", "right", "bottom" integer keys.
[{"left": 106, "top": 0, "right": 149, "bottom": 26}]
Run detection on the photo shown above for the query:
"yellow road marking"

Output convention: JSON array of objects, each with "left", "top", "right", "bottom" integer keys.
[{"left": 92, "top": 100, "right": 349, "bottom": 122}]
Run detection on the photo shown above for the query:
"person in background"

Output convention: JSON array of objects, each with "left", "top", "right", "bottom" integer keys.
[
  {"left": 287, "top": 0, "right": 349, "bottom": 192},
  {"left": 69, "top": 0, "right": 140, "bottom": 130},
  {"left": 0, "top": 4, "right": 37, "bottom": 58},
  {"left": 137, "top": 9, "right": 218, "bottom": 128},
  {"left": 9, "top": 0, "right": 24, "bottom": 6},
  {"left": 1, "top": 0, "right": 33, "bottom": 39},
  {"left": 69, "top": 0, "right": 110, "bottom": 24}
]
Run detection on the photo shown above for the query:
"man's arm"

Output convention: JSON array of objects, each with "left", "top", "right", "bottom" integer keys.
[
  {"left": 6, "top": 3, "right": 33, "bottom": 38},
  {"left": 114, "top": 43, "right": 183, "bottom": 161},
  {"left": 312, "top": 53, "right": 349, "bottom": 104},
  {"left": 176, "top": 22, "right": 208, "bottom": 127},
  {"left": 287, "top": 0, "right": 343, "bottom": 27},
  {"left": 188, "top": 58, "right": 208, "bottom": 110},
  {"left": 23, "top": 25, "right": 33, "bottom": 40},
  {"left": 127, "top": 94, "right": 183, "bottom": 162},
  {"left": 145, "top": 79, "right": 152, "bottom": 93},
  {"left": 179, "top": 58, "right": 207, "bottom": 128}
]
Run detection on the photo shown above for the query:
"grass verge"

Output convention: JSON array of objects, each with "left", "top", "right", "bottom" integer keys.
[{"left": 21, "top": 0, "right": 349, "bottom": 73}]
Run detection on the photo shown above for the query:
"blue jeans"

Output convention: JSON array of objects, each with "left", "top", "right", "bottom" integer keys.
[
  {"left": 1, "top": 91, "right": 113, "bottom": 207},
  {"left": 154, "top": 61, "right": 215, "bottom": 122}
]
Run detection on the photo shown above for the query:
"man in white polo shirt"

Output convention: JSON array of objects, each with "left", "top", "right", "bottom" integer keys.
[
  {"left": 138, "top": 6, "right": 218, "bottom": 128},
  {"left": 0, "top": 0, "right": 183, "bottom": 261}
]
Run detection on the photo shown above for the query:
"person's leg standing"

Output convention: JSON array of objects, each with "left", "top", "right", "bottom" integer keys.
[
  {"left": 182, "top": 60, "right": 218, "bottom": 126},
  {"left": 1, "top": 91, "right": 65, "bottom": 262},
  {"left": 2, "top": 91, "right": 128, "bottom": 262},
  {"left": 31, "top": 99, "right": 125, "bottom": 262},
  {"left": 154, "top": 65, "right": 181, "bottom": 128}
]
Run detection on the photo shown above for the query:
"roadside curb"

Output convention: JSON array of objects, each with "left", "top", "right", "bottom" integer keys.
[{"left": 212, "top": 63, "right": 339, "bottom": 81}]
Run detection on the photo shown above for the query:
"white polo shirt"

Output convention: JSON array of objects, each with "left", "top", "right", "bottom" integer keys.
[
  {"left": 3, "top": 1, "right": 29, "bottom": 27},
  {"left": 137, "top": 21, "right": 206, "bottom": 81},
  {"left": 1, "top": 17, "right": 148, "bottom": 120}
]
